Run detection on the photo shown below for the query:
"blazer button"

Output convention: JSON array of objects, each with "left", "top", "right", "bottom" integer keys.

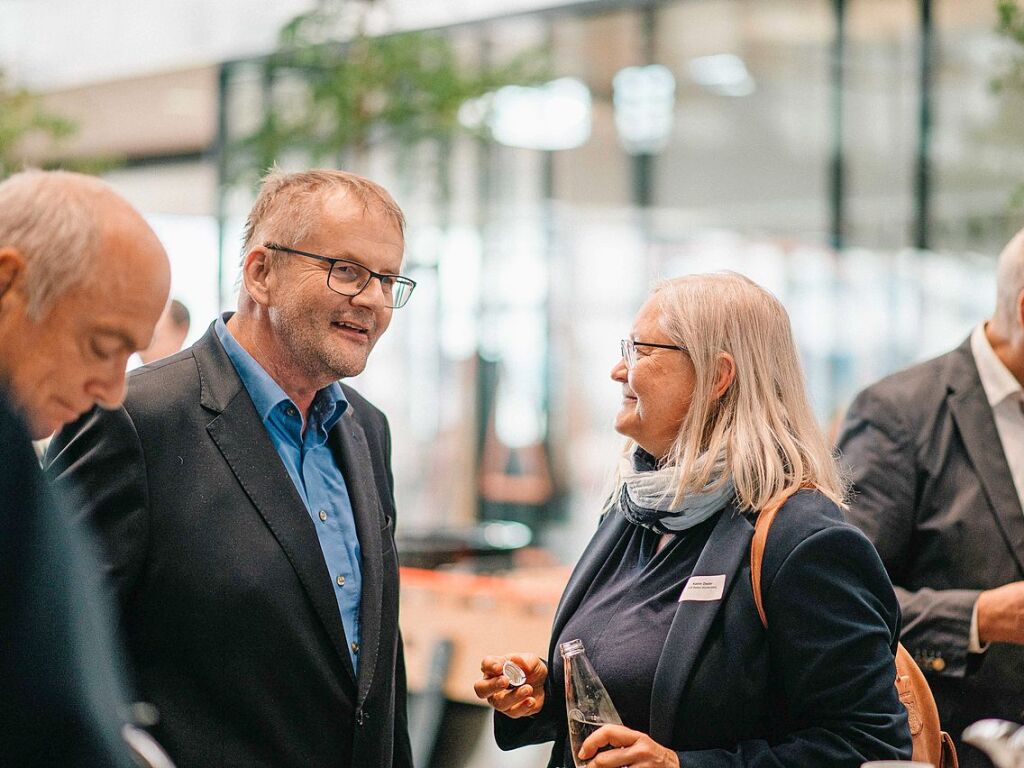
[
  {"left": 930, "top": 657, "right": 946, "bottom": 672},
  {"left": 356, "top": 708, "right": 366, "bottom": 726}
]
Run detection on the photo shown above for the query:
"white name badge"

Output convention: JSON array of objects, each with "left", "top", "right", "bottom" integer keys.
[{"left": 679, "top": 574, "right": 726, "bottom": 602}]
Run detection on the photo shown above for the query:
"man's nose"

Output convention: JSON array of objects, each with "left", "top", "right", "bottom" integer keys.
[
  {"left": 611, "top": 357, "right": 628, "bottom": 382},
  {"left": 87, "top": 365, "right": 129, "bottom": 410},
  {"left": 350, "top": 276, "right": 389, "bottom": 308}
]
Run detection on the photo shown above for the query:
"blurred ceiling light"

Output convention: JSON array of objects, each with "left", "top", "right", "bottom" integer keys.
[
  {"left": 612, "top": 64, "right": 676, "bottom": 155},
  {"left": 480, "top": 521, "right": 532, "bottom": 549},
  {"left": 460, "top": 77, "right": 592, "bottom": 151},
  {"left": 687, "top": 53, "right": 756, "bottom": 97}
]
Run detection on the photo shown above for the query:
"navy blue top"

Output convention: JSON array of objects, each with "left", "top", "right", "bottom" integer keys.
[{"left": 552, "top": 511, "right": 720, "bottom": 765}]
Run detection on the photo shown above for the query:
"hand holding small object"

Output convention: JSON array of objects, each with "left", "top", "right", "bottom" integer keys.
[{"left": 473, "top": 653, "right": 547, "bottom": 718}]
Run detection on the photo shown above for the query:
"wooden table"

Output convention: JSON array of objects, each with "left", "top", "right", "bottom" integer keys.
[{"left": 399, "top": 566, "right": 569, "bottom": 705}]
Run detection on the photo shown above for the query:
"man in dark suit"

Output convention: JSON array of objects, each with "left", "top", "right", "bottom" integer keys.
[
  {"left": 0, "top": 169, "right": 171, "bottom": 766},
  {"left": 47, "top": 169, "right": 416, "bottom": 768},
  {"left": 838, "top": 229, "right": 1024, "bottom": 764}
]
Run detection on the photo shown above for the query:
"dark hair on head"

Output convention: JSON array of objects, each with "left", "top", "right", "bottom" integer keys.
[{"left": 168, "top": 298, "right": 190, "bottom": 329}]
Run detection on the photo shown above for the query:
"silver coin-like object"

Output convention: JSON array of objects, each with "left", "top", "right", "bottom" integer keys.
[{"left": 503, "top": 660, "right": 527, "bottom": 687}]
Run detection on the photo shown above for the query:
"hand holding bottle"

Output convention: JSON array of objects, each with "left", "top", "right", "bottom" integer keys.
[
  {"left": 473, "top": 653, "right": 547, "bottom": 718},
  {"left": 577, "top": 724, "right": 680, "bottom": 768}
]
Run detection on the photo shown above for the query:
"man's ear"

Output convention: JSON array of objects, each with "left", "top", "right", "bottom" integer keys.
[
  {"left": 240, "top": 246, "right": 274, "bottom": 306},
  {"left": 711, "top": 352, "right": 736, "bottom": 401},
  {"left": 0, "top": 247, "right": 26, "bottom": 304}
]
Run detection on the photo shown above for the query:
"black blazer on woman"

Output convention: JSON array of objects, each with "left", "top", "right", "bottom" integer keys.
[
  {"left": 46, "top": 322, "right": 413, "bottom": 768},
  {"left": 496, "top": 490, "right": 912, "bottom": 768}
]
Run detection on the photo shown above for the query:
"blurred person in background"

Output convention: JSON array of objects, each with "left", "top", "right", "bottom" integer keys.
[
  {"left": 47, "top": 169, "right": 415, "bottom": 768},
  {"left": 839, "top": 228, "right": 1024, "bottom": 765},
  {"left": 475, "top": 272, "right": 911, "bottom": 768},
  {"left": 132, "top": 297, "right": 190, "bottom": 367},
  {"left": 0, "top": 169, "right": 170, "bottom": 767}
]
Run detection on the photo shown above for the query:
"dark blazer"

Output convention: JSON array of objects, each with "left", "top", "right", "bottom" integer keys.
[
  {"left": 838, "top": 336, "right": 1024, "bottom": 745},
  {"left": 496, "top": 490, "right": 911, "bottom": 768},
  {"left": 46, "top": 322, "right": 413, "bottom": 768},
  {"left": 0, "top": 391, "right": 137, "bottom": 768}
]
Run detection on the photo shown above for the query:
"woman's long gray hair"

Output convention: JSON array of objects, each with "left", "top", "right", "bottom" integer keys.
[{"left": 614, "top": 271, "right": 847, "bottom": 514}]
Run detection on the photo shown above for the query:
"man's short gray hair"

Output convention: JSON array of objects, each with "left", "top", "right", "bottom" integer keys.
[
  {"left": 0, "top": 170, "right": 106, "bottom": 320},
  {"left": 240, "top": 168, "right": 406, "bottom": 263}
]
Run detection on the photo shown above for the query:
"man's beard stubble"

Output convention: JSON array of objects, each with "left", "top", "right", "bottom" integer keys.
[{"left": 273, "top": 303, "right": 374, "bottom": 383}]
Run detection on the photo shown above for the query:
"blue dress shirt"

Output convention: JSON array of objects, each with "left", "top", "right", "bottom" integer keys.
[{"left": 215, "top": 318, "right": 363, "bottom": 672}]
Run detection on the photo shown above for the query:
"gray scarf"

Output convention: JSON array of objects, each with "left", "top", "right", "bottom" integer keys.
[{"left": 619, "top": 447, "right": 734, "bottom": 534}]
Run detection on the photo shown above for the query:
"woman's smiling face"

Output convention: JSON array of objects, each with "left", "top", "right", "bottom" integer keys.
[{"left": 611, "top": 294, "right": 695, "bottom": 460}]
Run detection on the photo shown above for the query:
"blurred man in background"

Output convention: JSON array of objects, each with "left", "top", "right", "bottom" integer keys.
[
  {"left": 839, "top": 228, "right": 1024, "bottom": 765},
  {"left": 0, "top": 169, "right": 170, "bottom": 766},
  {"left": 48, "top": 169, "right": 416, "bottom": 768},
  {"left": 138, "top": 298, "right": 191, "bottom": 365}
]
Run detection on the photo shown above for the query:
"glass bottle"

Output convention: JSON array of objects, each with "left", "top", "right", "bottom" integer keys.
[{"left": 560, "top": 638, "right": 622, "bottom": 768}]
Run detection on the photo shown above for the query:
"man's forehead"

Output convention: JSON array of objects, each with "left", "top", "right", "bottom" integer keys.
[
  {"left": 327, "top": 227, "right": 405, "bottom": 251},
  {"left": 318, "top": 190, "right": 404, "bottom": 244}
]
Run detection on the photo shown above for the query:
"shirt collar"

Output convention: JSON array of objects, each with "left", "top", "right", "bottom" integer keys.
[
  {"left": 314, "top": 382, "right": 347, "bottom": 434},
  {"left": 215, "top": 315, "right": 348, "bottom": 428},
  {"left": 971, "top": 322, "right": 1023, "bottom": 408}
]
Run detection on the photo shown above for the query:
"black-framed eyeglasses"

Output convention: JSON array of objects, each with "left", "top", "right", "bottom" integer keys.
[
  {"left": 620, "top": 338, "right": 687, "bottom": 369},
  {"left": 263, "top": 242, "right": 416, "bottom": 309}
]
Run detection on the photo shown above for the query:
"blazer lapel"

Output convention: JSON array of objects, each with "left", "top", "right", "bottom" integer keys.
[
  {"left": 948, "top": 344, "right": 1024, "bottom": 574},
  {"left": 649, "top": 507, "right": 754, "bottom": 744},
  {"left": 330, "top": 409, "right": 384, "bottom": 705},
  {"left": 195, "top": 324, "right": 358, "bottom": 685},
  {"left": 547, "top": 510, "right": 631, "bottom": 658}
]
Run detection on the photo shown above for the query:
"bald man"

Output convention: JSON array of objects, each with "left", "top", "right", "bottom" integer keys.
[
  {"left": 0, "top": 169, "right": 170, "bottom": 766},
  {"left": 839, "top": 229, "right": 1024, "bottom": 765}
]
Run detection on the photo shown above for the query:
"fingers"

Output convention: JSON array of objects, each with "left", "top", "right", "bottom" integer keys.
[
  {"left": 474, "top": 653, "right": 547, "bottom": 717},
  {"left": 579, "top": 724, "right": 637, "bottom": 760},
  {"left": 580, "top": 727, "right": 679, "bottom": 768},
  {"left": 503, "top": 689, "right": 542, "bottom": 718},
  {"left": 508, "top": 653, "right": 548, "bottom": 685},
  {"left": 473, "top": 654, "right": 515, "bottom": 702},
  {"left": 589, "top": 744, "right": 638, "bottom": 768},
  {"left": 472, "top": 672, "right": 509, "bottom": 701},
  {"left": 488, "top": 684, "right": 538, "bottom": 717},
  {"left": 479, "top": 655, "right": 506, "bottom": 677}
]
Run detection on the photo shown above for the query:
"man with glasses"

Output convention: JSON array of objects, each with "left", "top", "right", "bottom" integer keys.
[{"left": 47, "top": 169, "right": 415, "bottom": 768}]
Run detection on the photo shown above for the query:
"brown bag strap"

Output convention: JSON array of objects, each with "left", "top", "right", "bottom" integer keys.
[{"left": 751, "top": 485, "right": 812, "bottom": 628}]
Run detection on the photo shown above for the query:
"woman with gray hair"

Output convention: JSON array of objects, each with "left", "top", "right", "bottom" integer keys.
[{"left": 474, "top": 272, "right": 912, "bottom": 767}]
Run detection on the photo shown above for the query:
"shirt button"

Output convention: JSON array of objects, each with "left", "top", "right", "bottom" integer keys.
[
  {"left": 351, "top": 641, "right": 359, "bottom": 653},
  {"left": 319, "top": 510, "right": 327, "bottom": 522},
  {"left": 336, "top": 575, "right": 345, "bottom": 587},
  {"left": 286, "top": 406, "right": 297, "bottom": 417}
]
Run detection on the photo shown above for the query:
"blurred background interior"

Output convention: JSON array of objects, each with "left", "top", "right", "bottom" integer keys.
[{"left": 3, "top": 0, "right": 1023, "bottom": 765}]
